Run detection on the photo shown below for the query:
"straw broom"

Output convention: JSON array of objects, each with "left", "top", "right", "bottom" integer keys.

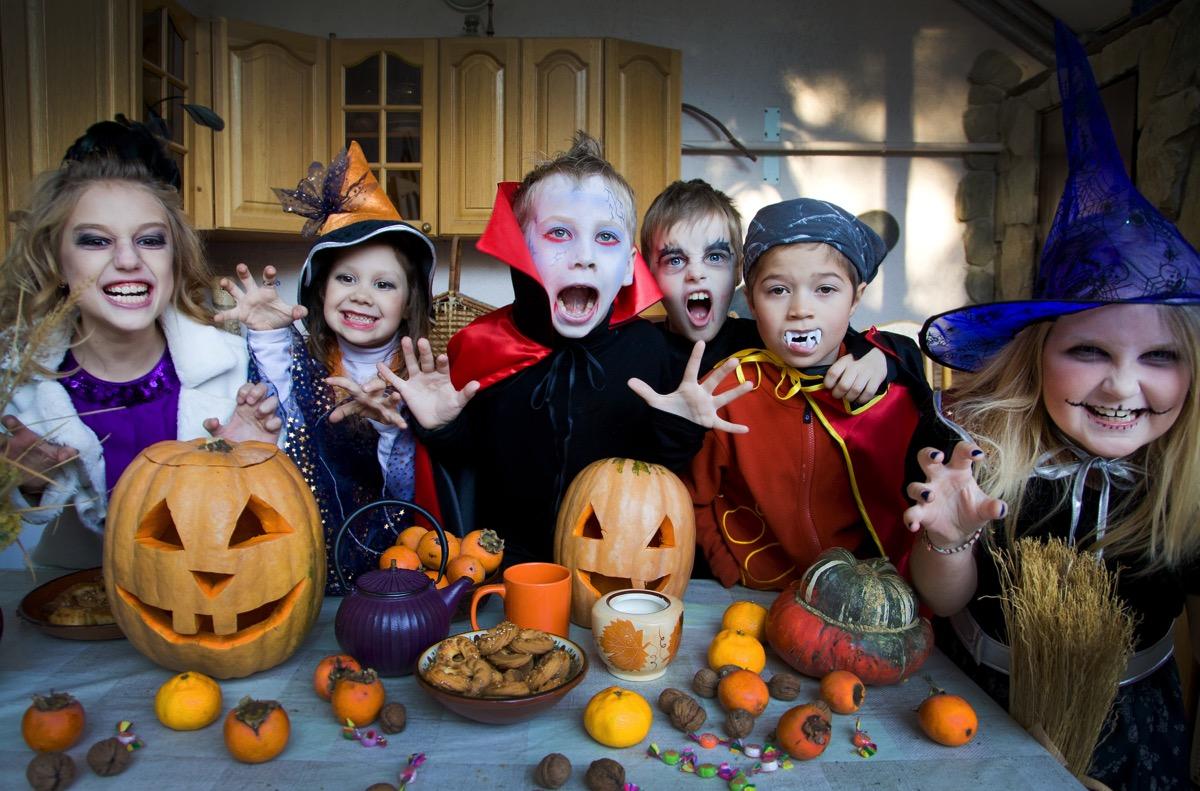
[
  {"left": 429, "top": 236, "right": 494, "bottom": 358},
  {"left": 993, "top": 537, "right": 1135, "bottom": 780}
]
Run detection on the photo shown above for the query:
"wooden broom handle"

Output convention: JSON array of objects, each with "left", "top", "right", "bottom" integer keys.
[{"left": 449, "top": 236, "right": 462, "bottom": 292}]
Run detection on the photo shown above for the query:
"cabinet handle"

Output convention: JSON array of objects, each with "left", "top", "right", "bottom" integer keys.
[{"left": 421, "top": 222, "right": 432, "bottom": 233}]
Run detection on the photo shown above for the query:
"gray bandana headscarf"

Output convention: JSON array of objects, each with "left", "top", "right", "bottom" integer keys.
[{"left": 743, "top": 198, "right": 887, "bottom": 285}]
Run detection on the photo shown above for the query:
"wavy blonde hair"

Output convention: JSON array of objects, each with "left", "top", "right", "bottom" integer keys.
[
  {"left": 2, "top": 157, "right": 214, "bottom": 329},
  {"left": 949, "top": 304, "right": 1200, "bottom": 572}
]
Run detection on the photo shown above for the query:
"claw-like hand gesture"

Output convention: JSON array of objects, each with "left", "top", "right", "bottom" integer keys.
[
  {"left": 825, "top": 347, "right": 887, "bottom": 405},
  {"left": 0, "top": 415, "right": 78, "bottom": 495},
  {"left": 325, "top": 375, "right": 398, "bottom": 426},
  {"left": 627, "top": 341, "right": 754, "bottom": 434},
  {"left": 903, "top": 442, "right": 1006, "bottom": 547},
  {"left": 203, "top": 382, "right": 283, "bottom": 443},
  {"left": 214, "top": 263, "right": 308, "bottom": 331}
]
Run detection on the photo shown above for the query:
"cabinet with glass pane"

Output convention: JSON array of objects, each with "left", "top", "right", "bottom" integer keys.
[{"left": 329, "top": 40, "right": 438, "bottom": 235}]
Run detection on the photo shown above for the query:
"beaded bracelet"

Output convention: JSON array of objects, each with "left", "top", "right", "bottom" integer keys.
[{"left": 921, "top": 524, "right": 987, "bottom": 555}]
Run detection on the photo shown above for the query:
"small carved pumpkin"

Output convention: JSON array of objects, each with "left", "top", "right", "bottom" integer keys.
[
  {"left": 765, "top": 548, "right": 932, "bottom": 685},
  {"left": 103, "top": 438, "right": 325, "bottom": 679},
  {"left": 554, "top": 458, "right": 695, "bottom": 627}
]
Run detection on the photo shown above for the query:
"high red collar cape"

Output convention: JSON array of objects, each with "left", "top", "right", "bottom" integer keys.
[{"left": 447, "top": 182, "right": 662, "bottom": 391}]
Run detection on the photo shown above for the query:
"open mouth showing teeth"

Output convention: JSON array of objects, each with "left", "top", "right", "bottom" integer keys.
[
  {"left": 557, "top": 286, "right": 599, "bottom": 320},
  {"left": 115, "top": 581, "right": 307, "bottom": 644},
  {"left": 686, "top": 291, "right": 712, "bottom": 325},
  {"left": 1069, "top": 401, "right": 1163, "bottom": 422},
  {"left": 103, "top": 283, "right": 150, "bottom": 304},
  {"left": 342, "top": 311, "right": 378, "bottom": 328},
  {"left": 784, "top": 328, "right": 822, "bottom": 352}
]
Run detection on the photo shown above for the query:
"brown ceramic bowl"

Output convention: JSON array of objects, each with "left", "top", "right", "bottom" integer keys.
[
  {"left": 17, "top": 567, "right": 123, "bottom": 641},
  {"left": 415, "top": 629, "right": 588, "bottom": 725}
]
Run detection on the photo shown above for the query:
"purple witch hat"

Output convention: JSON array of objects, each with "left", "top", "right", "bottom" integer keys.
[{"left": 921, "top": 20, "right": 1200, "bottom": 372}]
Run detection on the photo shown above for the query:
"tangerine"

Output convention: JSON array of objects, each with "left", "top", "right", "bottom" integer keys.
[
  {"left": 417, "top": 530, "right": 460, "bottom": 570},
  {"left": 716, "top": 669, "right": 770, "bottom": 716},
  {"left": 396, "top": 525, "right": 428, "bottom": 551},
  {"left": 21, "top": 691, "right": 85, "bottom": 752},
  {"left": 379, "top": 545, "right": 421, "bottom": 571},
  {"left": 819, "top": 669, "right": 865, "bottom": 715},
  {"left": 313, "top": 654, "right": 362, "bottom": 701},
  {"left": 224, "top": 697, "right": 290, "bottom": 763},
  {"left": 582, "top": 686, "right": 653, "bottom": 748},
  {"left": 331, "top": 669, "right": 386, "bottom": 727},
  {"left": 707, "top": 628, "right": 766, "bottom": 673},
  {"left": 459, "top": 528, "right": 505, "bottom": 574},
  {"left": 445, "top": 555, "right": 486, "bottom": 585},
  {"left": 721, "top": 600, "right": 769, "bottom": 642},
  {"left": 917, "top": 689, "right": 978, "bottom": 747},
  {"left": 155, "top": 671, "right": 223, "bottom": 730}
]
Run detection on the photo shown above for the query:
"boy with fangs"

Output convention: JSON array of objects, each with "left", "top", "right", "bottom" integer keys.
[
  {"left": 688, "top": 197, "right": 943, "bottom": 589},
  {"left": 343, "top": 133, "right": 753, "bottom": 565}
]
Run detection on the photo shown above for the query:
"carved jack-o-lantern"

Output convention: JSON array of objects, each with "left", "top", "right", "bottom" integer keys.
[
  {"left": 554, "top": 458, "right": 695, "bottom": 627},
  {"left": 103, "top": 439, "right": 325, "bottom": 679}
]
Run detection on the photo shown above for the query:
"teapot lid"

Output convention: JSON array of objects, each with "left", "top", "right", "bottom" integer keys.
[{"left": 353, "top": 565, "right": 432, "bottom": 597}]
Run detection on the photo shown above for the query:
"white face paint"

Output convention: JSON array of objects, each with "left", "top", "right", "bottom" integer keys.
[
  {"left": 522, "top": 173, "right": 635, "bottom": 339},
  {"left": 650, "top": 213, "right": 737, "bottom": 343},
  {"left": 1042, "top": 303, "right": 1190, "bottom": 458}
]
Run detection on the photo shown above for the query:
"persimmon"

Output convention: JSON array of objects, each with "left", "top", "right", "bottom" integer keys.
[
  {"left": 379, "top": 545, "right": 421, "bottom": 571},
  {"left": 417, "top": 531, "right": 460, "bottom": 570},
  {"left": 776, "top": 700, "right": 832, "bottom": 760},
  {"left": 707, "top": 628, "right": 766, "bottom": 673},
  {"left": 22, "top": 691, "right": 85, "bottom": 752},
  {"left": 396, "top": 526, "right": 428, "bottom": 551},
  {"left": 716, "top": 669, "right": 769, "bottom": 717},
  {"left": 459, "top": 528, "right": 505, "bottom": 574},
  {"left": 445, "top": 555, "right": 486, "bottom": 585},
  {"left": 424, "top": 569, "right": 449, "bottom": 589},
  {"left": 917, "top": 686, "right": 978, "bottom": 747},
  {"left": 224, "top": 697, "right": 290, "bottom": 763},
  {"left": 313, "top": 654, "right": 362, "bottom": 701},
  {"left": 819, "top": 669, "right": 865, "bottom": 715},
  {"left": 331, "top": 669, "right": 385, "bottom": 727}
]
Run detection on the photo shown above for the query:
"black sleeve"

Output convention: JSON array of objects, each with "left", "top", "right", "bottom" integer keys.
[
  {"left": 648, "top": 409, "right": 707, "bottom": 473},
  {"left": 411, "top": 407, "right": 475, "bottom": 466}
]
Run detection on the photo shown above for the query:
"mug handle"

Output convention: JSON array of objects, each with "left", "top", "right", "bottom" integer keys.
[{"left": 469, "top": 584, "right": 505, "bottom": 630}]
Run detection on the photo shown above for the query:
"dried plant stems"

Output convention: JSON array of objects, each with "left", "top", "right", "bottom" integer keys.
[{"left": 993, "top": 537, "right": 1135, "bottom": 778}]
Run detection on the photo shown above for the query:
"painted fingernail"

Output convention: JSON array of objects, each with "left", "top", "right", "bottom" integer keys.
[
  {"left": 929, "top": 451, "right": 941, "bottom": 461},
  {"left": 999, "top": 503, "right": 1007, "bottom": 518},
  {"left": 920, "top": 490, "right": 931, "bottom": 501},
  {"left": 971, "top": 448, "right": 984, "bottom": 458}
]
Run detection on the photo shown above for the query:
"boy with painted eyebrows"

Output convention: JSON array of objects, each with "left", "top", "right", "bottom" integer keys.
[
  {"left": 642, "top": 179, "right": 886, "bottom": 403},
  {"left": 689, "top": 198, "right": 938, "bottom": 589}
]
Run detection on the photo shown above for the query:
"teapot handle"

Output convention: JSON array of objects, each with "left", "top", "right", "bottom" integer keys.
[{"left": 333, "top": 499, "right": 449, "bottom": 593}]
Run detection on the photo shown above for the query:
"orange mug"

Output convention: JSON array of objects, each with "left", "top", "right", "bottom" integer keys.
[{"left": 469, "top": 562, "right": 571, "bottom": 637}]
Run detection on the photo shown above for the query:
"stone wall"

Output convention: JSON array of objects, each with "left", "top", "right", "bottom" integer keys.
[{"left": 958, "top": 0, "right": 1200, "bottom": 301}]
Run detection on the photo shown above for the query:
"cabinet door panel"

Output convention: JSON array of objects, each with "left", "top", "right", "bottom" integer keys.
[
  {"left": 213, "top": 19, "right": 327, "bottom": 232},
  {"left": 439, "top": 38, "right": 519, "bottom": 235},
  {"left": 603, "top": 40, "right": 681, "bottom": 230},
  {"left": 521, "top": 39, "right": 602, "bottom": 167}
]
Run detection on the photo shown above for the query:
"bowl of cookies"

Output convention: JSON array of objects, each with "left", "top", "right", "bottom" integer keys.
[
  {"left": 415, "top": 621, "right": 588, "bottom": 724},
  {"left": 17, "top": 567, "right": 122, "bottom": 640}
]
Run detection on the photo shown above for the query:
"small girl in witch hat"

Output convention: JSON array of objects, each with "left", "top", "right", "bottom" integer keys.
[
  {"left": 216, "top": 142, "right": 442, "bottom": 594},
  {"left": 904, "top": 22, "right": 1200, "bottom": 788}
]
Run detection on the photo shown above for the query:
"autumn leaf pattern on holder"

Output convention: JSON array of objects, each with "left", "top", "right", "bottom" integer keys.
[{"left": 600, "top": 619, "right": 650, "bottom": 671}]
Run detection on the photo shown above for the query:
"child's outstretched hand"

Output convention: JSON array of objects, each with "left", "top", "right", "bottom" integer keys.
[
  {"left": 214, "top": 263, "right": 308, "bottom": 331},
  {"left": 903, "top": 442, "right": 1006, "bottom": 549},
  {"left": 826, "top": 347, "right": 887, "bottom": 405},
  {"left": 627, "top": 341, "right": 753, "bottom": 434},
  {"left": 324, "top": 374, "right": 401, "bottom": 425},
  {"left": 0, "top": 415, "right": 78, "bottom": 495},
  {"left": 204, "top": 382, "right": 283, "bottom": 443}
]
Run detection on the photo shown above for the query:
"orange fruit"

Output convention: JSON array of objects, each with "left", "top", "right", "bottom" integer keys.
[
  {"left": 445, "top": 555, "right": 486, "bottom": 585},
  {"left": 313, "top": 654, "right": 362, "bottom": 701},
  {"left": 224, "top": 697, "right": 290, "bottom": 763},
  {"left": 819, "top": 670, "right": 865, "bottom": 714},
  {"left": 717, "top": 668, "right": 769, "bottom": 716},
  {"left": 417, "top": 530, "right": 460, "bottom": 570},
  {"left": 707, "top": 628, "right": 766, "bottom": 673},
  {"left": 22, "top": 692, "right": 85, "bottom": 752},
  {"left": 459, "top": 528, "right": 505, "bottom": 574},
  {"left": 917, "top": 690, "right": 978, "bottom": 747},
  {"left": 396, "top": 525, "right": 428, "bottom": 551},
  {"left": 155, "top": 671, "right": 223, "bottom": 730},
  {"left": 331, "top": 669, "right": 386, "bottom": 727},
  {"left": 776, "top": 700, "right": 832, "bottom": 760},
  {"left": 583, "top": 686, "right": 653, "bottom": 748},
  {"left": 379, "top": 545, "right": 421, "bottom": 571},
  {"left": 424, "top": 569, "right": 449, "bottom": 589},
  {"left": 721, "top": 600, "right": 769, "bottom": 642}
]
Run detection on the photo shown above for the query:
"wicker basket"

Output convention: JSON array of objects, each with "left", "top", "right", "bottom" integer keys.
[{"left": 429, "top": 236, "right": 494, "bottom": 357}]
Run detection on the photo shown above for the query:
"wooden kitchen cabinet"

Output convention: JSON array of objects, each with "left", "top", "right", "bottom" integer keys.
[{"left": 520, "top": 39, "right": 603, "bottom": 176}]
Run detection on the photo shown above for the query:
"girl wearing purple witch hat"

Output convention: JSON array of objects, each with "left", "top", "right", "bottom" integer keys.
[{"left": 903, "top": 22, "right": 1199, "bottom": 787}]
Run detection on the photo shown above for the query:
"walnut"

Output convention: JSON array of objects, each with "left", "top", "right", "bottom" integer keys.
[
  {"left": 692, "top": 667, "right": 719, "bottom": 698},
  {"left": 379, "top": 702, "right": 407, "bottom": 734},
  {"left": 768, "top": 671, "right": 803, "bottom": 701},
  {"left": 26, "top": 752, "right": 76, "bottom": 791},
  {"left": 87, "top": 737, "right": 132, "bottom": 776},
  {"left": 669, "top": 694, "right": 707, "bottom": 732},
  {"left": 657, "top": 687, "right": 686, "bottom": 713},
  {"left": 533, "top": 753, "right": 571, "bottom": 788},
  {"left": 584, "top": 758, "right": 626, "bottom": 791},
  {"left": 717, "top": 664, "right": 742, "bottom": 678},
  {"left": 724, "top": 707, "right": 755, "bottom": 739}
]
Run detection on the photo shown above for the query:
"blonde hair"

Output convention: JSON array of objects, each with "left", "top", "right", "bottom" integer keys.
[
  {"left": 640, "top": 179, "right": 743, "bottom": 278},
  {"left": 2, "top": 157, "right": 214, "bottom": 329},
  {"left": 949, "top": 304, "right": 1200, "bottom": 572},
  {"left": 512, "top": 131, "right": 637, "bottom": 240}
]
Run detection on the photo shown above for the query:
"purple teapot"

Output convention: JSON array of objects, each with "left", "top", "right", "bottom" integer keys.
[{"left": 333, "top": 500, "right": 471, "bottom": 676}]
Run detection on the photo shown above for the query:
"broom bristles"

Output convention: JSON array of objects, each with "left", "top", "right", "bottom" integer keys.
[{"left": 994, "top": 537, "right": 1135, "bottom": 778}]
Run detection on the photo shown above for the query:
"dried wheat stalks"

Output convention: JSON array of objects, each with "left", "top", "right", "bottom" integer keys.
[{"left": 993, "top": 537, "right": 1135, "bottom": 778}]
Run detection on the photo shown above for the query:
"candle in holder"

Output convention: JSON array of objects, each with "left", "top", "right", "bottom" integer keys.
[{"left": 590, "top": 589, "right": 685, "bottom": 681}]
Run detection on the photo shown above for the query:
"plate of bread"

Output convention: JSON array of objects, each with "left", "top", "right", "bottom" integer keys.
[{"left": 17, "top": 567, "right": 123, "bottom": 640}]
